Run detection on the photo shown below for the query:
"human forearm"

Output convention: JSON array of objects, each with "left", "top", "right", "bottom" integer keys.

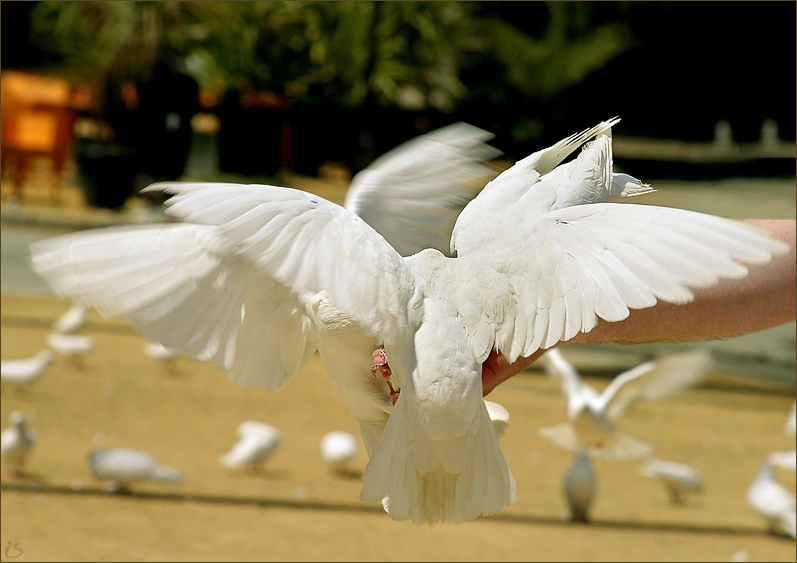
[{"left": 482, "top": 219, "right": 796, "bottom": 395}]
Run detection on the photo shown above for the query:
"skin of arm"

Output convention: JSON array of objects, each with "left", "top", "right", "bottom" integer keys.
[{"left": 482, "top": 219, "right": 796, "bottom": 396}]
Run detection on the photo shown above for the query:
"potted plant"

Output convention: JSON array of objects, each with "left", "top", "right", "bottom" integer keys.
[{"left": 30, "top": 2, "right": 203, "bottom": 208}]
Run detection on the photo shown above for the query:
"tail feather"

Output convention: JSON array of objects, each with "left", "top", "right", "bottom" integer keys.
[{"left": 361, "top": 395, "right": 516, "bottom": 525}]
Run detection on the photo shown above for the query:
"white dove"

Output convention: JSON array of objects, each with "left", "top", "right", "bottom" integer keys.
[
  {"left": 28, "top": 118, "right": 789, "bottom": 524},
  {"left": 747, "top": 457, "right": 797, "bottom": 539},
  {"left": 52, "top": 303, "right": 88, "bottom": 334},
  {"left": 563, "top": 451, "right": 597, "bottom": 523},
  {"left": 1, "top": 411, "right": 36, "bottom": 477},
  {"left": 219, "top": 421, "right": 281, "bottom": 472},
  {"left": 638, "top": 457, "right": 704, "bottom": 504},
  {"left": 1, "top": 350, "right": 54, "bottom": 389},
  {"left": 46, "top": 332, "right": 94, "bottom": 358},
  {"left": 319, "top": 430, "right": 359, "bottom": 474},
  {"left": 144, "top": 340, "right": 181, "bottom": 361},
  {"left": 538, "top": 348, "right": 714, "bottom": 460},
  {"left": 89, "top": 447, "right": 184, "bottom": 493}
]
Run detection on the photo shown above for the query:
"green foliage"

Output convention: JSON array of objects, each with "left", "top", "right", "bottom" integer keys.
[{"left": 29, "top": 1, "right": 633, "bottom": 118}]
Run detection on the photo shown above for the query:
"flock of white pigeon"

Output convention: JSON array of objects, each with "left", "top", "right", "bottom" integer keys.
[
  {"left": 1, "top": 303, "right": 362, "bottom": 491},
  {"left": 2, "top": 118, "right": 795, "bottom": 538}
]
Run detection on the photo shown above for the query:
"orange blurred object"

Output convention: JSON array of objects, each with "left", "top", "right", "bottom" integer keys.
[{"left": 1, "top": 70, "right": 79, "bottom": 203}]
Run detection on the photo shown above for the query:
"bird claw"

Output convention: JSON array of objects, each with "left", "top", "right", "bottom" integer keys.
[{"left": 371, "top": 347, "right": 400, "bottom": 404}]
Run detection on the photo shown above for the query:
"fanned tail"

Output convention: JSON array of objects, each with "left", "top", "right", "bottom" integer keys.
[{"left": 361, "top": 394, "right": 517, "bottom": 525}]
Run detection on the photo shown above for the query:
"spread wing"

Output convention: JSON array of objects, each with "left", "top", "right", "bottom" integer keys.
[
  {"left": 454, "top": 201, "right": 790, "bottom": 364},
  {"left": 598, "top": 349, "right": 713, "bottom": 419},
  {"left": 345, "top": 122, "right": 501, "bottom": 257},
  {"left": 451, "top": 117, "right": 621, "bottom": 254},
  {"left": 29, "top": 182, "right": 415, "bottom": 389}
]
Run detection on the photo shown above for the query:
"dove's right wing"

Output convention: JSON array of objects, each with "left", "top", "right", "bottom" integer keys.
[
  {"left": 30, "top": 183, "right": 415, "bottom": 390},
  {"left": 345, "top": 122, "right": 501, "bottom": 257}
]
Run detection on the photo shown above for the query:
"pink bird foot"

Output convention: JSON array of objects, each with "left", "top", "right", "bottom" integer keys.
[{"left": 371, "top": 347, "right": 400, "bottom": 404}]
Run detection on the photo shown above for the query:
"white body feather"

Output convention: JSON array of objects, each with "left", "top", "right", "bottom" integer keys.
[{"left": 28, "top": 118, "right": 790, "bottom": 524}]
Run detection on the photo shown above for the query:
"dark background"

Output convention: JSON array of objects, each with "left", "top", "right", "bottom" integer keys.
[{"left": 2, "top": 1, "right": 794, "bottom": 173}]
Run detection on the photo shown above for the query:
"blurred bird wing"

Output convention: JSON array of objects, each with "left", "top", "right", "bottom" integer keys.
[
  {"left": 598, "top": 349, "right": 713, "bottom": 420},
  {"left": 543, "top": 349, "right": 599, "bottom": 410},
  {"left": 454, "top": 202, "right": 789, "bottom": 364},
  {"left": 451, "top": 118, "right": 620, "bottom": 254},
  {"left": 30, "top": 183, "right": 414, "bottom": 389},
  {"left": 345, "top": 122, "right": 501, "bottom": 257}
]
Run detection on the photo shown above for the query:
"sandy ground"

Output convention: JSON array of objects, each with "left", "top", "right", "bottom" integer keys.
[{"left": 1, "top": 293, "right": 795, "bottom": 562}]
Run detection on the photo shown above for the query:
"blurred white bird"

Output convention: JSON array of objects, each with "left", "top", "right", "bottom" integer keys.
[
  {"left": 563, "top": 452, "right": 597, "bottom": 523},
  {"left": 52, "top": 303, "right": 88, "bottom": 334},
  {"left": 144, "top": 340, "right": 181, "bottom": 362},
  {"left": 484, "top": 400, "right": 510, "bottom": 440},
  {"left": 784, "top": 401, "right": 796, "bottom": 438},
  {"left": 747, "top": 457, "right": 796, "bottom": 539},
  {"left": 1, "top": 350, "right": 54, "bottom": 389},
  {"left": 320, "top": 430, "right": 359, "bottom": 475},
  {"left": 219, "top": 421, "right": 281, "bottom": 472},
  {"left": 28, "top": 118, "right": 789, "bottom": 524},
  {"left": 1, "top": 411, "right": 36, "bottom": 477},
  {"left": 638, "top": 457, "right": 704, "bottom": 504},
  {"left": 89, "top": 447, "right": 184, "bottom": 493},
  {"left": 46, "top": 332, "right": 94, "bottom": 358},
  {"left": 344, "top": 122, "right": 502, "bottom": 258},
  {"left": 538, "top": 348, "right": 713, "bottom": 460}
]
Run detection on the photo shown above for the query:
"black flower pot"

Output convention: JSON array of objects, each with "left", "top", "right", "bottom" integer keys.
[{"left": 73, "top": 138, "right": 138, "bottom": 209}]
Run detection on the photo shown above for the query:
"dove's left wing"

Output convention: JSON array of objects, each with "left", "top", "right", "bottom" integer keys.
[
  {"left": 599, "top": 349, "right": 713, "bottom": 420},
  {"left": 345, "top": 122, "right": 501, "bottom": 257},
  {"left": 454, "top": 202, "right": 790, "bottom": 365}
]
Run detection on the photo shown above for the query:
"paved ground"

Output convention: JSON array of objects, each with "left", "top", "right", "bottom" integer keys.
[
  {"left": 1, "top": 161, "right": 795, "bottom": 561},
  {"left": 2, "top": 293, "right": 796, "bottom": 562}
]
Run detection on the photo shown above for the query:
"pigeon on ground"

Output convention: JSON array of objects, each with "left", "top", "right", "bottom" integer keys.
[
  {"left": 1, "top": 350, "right": 54, "bottom": 390},
  {"left": 747, "top": 457, "right": 796, "bottom": 539},
  {"left": 219, "top": 421, "right": 281, "bottom": 472},
  {"left": 88, "top": 447, "right": 184, "bottom": 493},
  {"left": 46, "top": 332, "right": 94, "bottom": 358},
  {"left": 538, "top": 348, "right": 713, "bottom": 460},
  {"left": 144, "top": 340, "right": 181, "bottom": 362},
  {"left": 28, "top": 118, "right": 789, "bottom": 524},
  {"left": 52, "top": 303, "right": 88, "bottom": 334},
  {"left": 1, "top": 411, "right": 36, "bottom": 477},
  {"left": 319, "top": 430, "right": 359, "bottom": 475},
  {"left": 638, "top": 457, "right": 704, "bottom": 504},
  {"left": 563, "top": 452, "right": 597, "bottom": 523}
]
